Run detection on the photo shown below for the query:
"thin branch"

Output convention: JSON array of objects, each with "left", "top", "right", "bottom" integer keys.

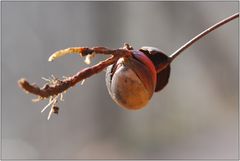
[{"left": 169, "top": 12, "right": 239, "bottom": 62}]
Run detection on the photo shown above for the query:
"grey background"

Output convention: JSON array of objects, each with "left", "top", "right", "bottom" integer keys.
[{"left": 2, "top": 1, "right": 239, "bottom": 159}]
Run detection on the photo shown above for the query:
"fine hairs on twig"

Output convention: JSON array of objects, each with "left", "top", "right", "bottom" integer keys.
[{"left": 18, "top": 13, "right": 239, "bottom": 119}]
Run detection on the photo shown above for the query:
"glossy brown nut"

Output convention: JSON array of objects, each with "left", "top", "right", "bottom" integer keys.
[{"left": 106, "top": 50, "right": 157, "bottom": 110}]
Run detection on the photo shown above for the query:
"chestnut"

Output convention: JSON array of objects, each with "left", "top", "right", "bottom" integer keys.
[{"left": 106, "top": 48, "right": 170, "bottom": 110}]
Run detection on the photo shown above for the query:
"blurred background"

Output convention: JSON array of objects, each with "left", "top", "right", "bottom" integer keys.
[{"left": 1, "top": 1, "right": 239, "bottom": 160}]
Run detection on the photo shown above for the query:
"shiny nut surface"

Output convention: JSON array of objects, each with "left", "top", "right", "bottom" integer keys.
[{"left": 106, "top": 51, "right": 157, "bottom": 110}]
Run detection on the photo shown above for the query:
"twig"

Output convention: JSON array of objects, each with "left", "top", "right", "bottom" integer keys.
[
  {"left": 18, "top": 48, "right": 132, "bottom": 99},
  {"left": 169, "top": 12, "right": 239, "bottom": 62}
]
